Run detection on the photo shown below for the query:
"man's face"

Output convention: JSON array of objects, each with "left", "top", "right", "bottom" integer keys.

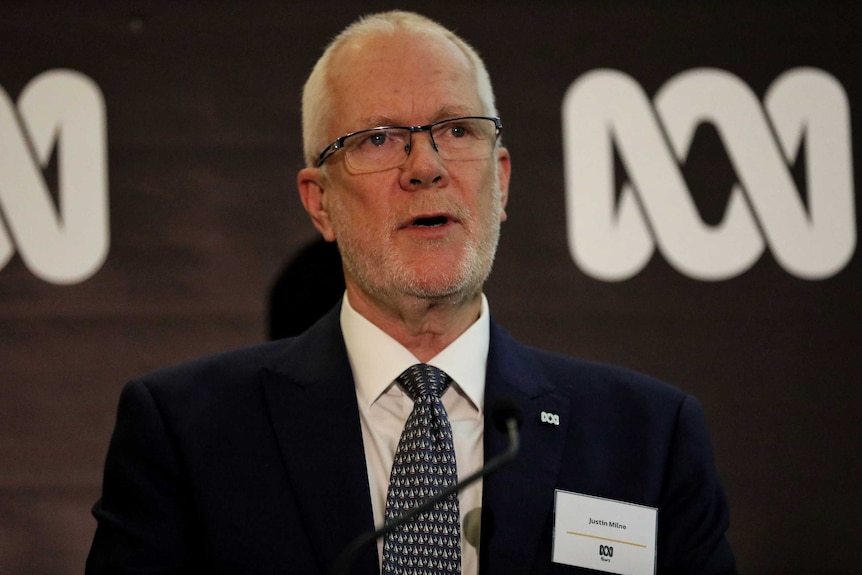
[{"left": 303, "top": 31, "right": 510, "bottom": 307}]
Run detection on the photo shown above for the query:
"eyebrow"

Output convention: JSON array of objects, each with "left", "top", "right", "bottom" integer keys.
[{"left": 357, "top": 106, "right": 477, "bottom": 130}]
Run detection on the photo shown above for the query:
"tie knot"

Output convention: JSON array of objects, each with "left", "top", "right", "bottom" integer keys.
[{"left": 397, "top": 363, "right": 452, "bottom": 401}]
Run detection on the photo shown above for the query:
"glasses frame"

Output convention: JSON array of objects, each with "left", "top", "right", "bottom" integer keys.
[{"left": 315, "top": 115, "right": 503, "bottom": 170}]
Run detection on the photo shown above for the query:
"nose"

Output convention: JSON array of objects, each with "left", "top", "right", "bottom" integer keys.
[{"left": 399, "top": 130, "right": 449, "bottom": 190}]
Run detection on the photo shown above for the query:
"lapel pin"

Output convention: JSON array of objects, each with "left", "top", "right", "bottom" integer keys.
[{"left": 540, "top": 411, "right": 560, "bottom": 426}]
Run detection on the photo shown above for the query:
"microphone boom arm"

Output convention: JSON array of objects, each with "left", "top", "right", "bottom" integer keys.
[{"left": 328, "top": 416, "right": 520, "bottom": 575}]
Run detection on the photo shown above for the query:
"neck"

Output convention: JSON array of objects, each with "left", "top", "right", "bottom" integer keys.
[{"left": 345, "top": 283, "right": 483, "bottom": 363}]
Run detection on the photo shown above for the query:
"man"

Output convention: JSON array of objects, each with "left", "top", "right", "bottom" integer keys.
[{"left": 87, "top": 10, "right": 736, "bottom": 575}]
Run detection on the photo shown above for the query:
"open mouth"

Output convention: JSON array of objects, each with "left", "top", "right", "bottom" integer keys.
[{"left": 412, "top": 215, "right": 450, "bottom": 227}]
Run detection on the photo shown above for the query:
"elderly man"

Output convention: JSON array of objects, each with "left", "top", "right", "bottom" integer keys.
[{"left": 87, "top": 10, "right": 736, "bottom": 575}]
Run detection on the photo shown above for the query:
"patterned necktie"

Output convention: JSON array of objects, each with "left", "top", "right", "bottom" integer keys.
[{"left": 382, "top": 364, "right": 461, "bottom": 575}]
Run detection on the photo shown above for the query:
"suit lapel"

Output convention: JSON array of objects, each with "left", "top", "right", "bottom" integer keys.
[
  {"left": 260, "top": 306, "right": 378, "bottom": 575},
  {"left": 480, "top": 320, "right": 570, "bottom": 575}
]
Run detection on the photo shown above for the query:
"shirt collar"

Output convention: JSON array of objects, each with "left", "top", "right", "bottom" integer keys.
[{"left": 340, "top": 292, "right": 489, "bottom": 412}]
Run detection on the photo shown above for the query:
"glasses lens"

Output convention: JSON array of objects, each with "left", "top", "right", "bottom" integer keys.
[
  {"left": 432, "top": 118, "right": 499, "bottom": 161},
  {"left": 344, "top": 127, "right": 410, "bottom": 172}
]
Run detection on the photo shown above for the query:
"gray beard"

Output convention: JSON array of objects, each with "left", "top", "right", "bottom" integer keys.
[{"left": 332, "top": 181, "right": 503, "bottom": 305}]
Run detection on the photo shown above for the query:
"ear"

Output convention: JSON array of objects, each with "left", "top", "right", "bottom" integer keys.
[
  {"left": 298, "top": 167, "right": 337, "bottom": 242},
  {"left": 496, "top": 146, "right": 512, "bottom": 223}
]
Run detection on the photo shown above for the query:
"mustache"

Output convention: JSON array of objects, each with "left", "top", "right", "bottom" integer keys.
[{"left": 393, "top": 198, "right": 475, "bottom": 229}]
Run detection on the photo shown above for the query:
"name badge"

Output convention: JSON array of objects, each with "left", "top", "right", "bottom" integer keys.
[{"left": 552, "top": 490, "right": 657, "bottom": 575}]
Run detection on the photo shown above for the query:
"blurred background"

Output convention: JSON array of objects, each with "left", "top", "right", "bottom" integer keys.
[{"left": 1, "top": 1, "right": 859, "bottom": 573}]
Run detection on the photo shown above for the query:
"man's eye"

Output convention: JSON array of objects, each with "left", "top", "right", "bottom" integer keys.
[
  {"left": 368, "top": 133, "right": 388, "bottom": 147},
  {"left": 450, "top": 125, "right": 468, "bottom": 138}
]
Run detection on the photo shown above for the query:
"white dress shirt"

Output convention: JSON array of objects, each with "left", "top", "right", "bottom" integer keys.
[{"left": 340, "top": 292, "right": 489, "bottom": 575}]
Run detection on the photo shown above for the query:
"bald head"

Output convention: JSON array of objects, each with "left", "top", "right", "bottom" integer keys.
[{"left": 301, "top": 11, "right": 498, "bottom": 168}]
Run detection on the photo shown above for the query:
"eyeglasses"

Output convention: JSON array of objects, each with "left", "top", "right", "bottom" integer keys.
[{"left": 315, "top": 116, "right": 502, "bottom": 173}]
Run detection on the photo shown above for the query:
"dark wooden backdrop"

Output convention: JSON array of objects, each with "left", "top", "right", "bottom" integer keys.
[{"left": 1, "top": 2, "right": 859, "bottom": 573}]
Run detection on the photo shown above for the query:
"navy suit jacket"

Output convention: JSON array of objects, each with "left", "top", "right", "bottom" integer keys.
[{"left": 87, "top": 305, "right": 736, "bottom": 574}]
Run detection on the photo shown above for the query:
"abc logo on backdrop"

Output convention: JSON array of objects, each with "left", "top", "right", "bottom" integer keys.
[
  {"left": 563, "top": 67, "right": 855, "bottom": 282},
  {"left": 0, "top": 69, "right": 108, "bottom": 285}
]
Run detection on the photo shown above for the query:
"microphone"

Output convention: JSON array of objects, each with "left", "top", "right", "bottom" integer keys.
[{"left": 328, "top": 397, "right": 522, "bottom": 575}]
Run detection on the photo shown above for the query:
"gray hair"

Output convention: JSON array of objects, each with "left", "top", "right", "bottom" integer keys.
[{"left": 301, "top": 10, "right": 498, "bottom": 168}]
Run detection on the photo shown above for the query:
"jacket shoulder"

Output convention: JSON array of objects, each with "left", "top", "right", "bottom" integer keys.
[{"left": 531, "top": 345, "right": 687, "bottom": 405}]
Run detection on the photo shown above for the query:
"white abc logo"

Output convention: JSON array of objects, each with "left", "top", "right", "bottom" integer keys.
[
  {"left": 540, "top": 411, "right": 560, "bottom": 426},
  {"left": 0, "top": 69, "right": 109, "bottom": 284},
  {"left": 562, "top": 67, "right": 855, "bottom": 281}
]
